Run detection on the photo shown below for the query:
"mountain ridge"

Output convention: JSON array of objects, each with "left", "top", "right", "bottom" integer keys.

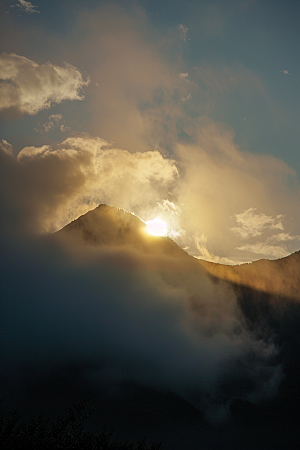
[{"left": 57, "top": 204, "right": 300, "bottom": 300}]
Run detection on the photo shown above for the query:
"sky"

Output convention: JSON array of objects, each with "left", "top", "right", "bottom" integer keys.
[{"left": 1, "top": 0, "right": 300, "bottom": 264}]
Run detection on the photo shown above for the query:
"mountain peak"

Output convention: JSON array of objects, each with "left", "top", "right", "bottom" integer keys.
[{"left": 56, "top": 204, "right": 189, "bottom": 259}]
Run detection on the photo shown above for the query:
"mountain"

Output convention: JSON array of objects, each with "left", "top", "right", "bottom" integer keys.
[
  {"left": 201, "top": 251, "right": 300, "bottom": 300},
  {"left": 57, "top": 204, "right": 300, "bottom": 380},
  {"left": 56, "top": 204, "right": 189, "bottom": 259},
  {"left": 57, "top": 204, "right": 300, "bottom": 300},
  {"left": 55, "top": 205, "right": 300, "bottom": 448}
]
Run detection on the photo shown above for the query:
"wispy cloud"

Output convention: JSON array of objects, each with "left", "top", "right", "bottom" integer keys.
[
  {"left": 195, "top": 233, "right": 237, "bottom": 265},
  {"left": 268, "top": 232, "right": 300, "bottom": 242},
  {"left": 281, "top": 69, "right": 291, "bottom": 75},
  {"left": 11, "top": 0, "right": 40, "bottom": 14},
  {"left": 178, "top": 72, "right": 190, "bottom": 81},
  {"left": 236, "top": 242, "right": 288, "bottom": 259},
  {"left": 233, "top": 213, "right": 299, "bottom": 260},
  {"left": 178, "top": 24, "right": 189, "bottom": 41},
  {"left": 231, "top": 208, "right": 284, "bottom": 239},
  {"left": 37, "top": 114, "right": 63, "bottom": 133}
]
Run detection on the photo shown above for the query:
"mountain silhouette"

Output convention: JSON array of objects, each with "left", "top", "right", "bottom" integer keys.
[
  {"left": 56, "top": 204, "right": 300, "bottom": 378},
  {"left": 27, "top": 204, "right": 299, "bottom": 448},
  {"left": 57, "top": 204, "right": 189, "bottom": 259}
]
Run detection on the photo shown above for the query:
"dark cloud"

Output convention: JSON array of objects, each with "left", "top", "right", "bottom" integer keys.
[{"left": 0, "top": 143, "right": 93, "bottom": 234}]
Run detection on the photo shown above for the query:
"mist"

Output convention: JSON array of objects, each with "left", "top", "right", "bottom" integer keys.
[{"left": 1, "top": 217, "right": 282, "bottom": 426}]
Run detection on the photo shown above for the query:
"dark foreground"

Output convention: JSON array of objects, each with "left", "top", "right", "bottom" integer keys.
[{"left": 1, "top": 383, "right": 300, "bottom": 450}]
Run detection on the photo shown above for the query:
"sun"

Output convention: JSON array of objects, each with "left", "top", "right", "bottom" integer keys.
[{"left": 146, "top": 218, "right": 168, "bottom": 236}]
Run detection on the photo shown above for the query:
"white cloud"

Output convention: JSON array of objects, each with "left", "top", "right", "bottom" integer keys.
[
  {"left": 268, "top": 232, "right": 300, "bottom": 242},
  {"left": 17, "top": 145, "right": 50, "bottom": 159},
  {"left": 11, "top": 0, "right": 40, "bottom": 14},
  {"left": 281, "top": 69, "right": 291, "bottom": 75},
  {"left": 231, "top": 208, "right": 284, "bottom": 239},
  {"left": 178, "top": 24, "right": 189, "bottom": 41},
  {"left": 236, "top": 242, "right": 289, "bottom": 259},
  {"left": 0, "top": 53, "right": 90, "bottom": 115}
]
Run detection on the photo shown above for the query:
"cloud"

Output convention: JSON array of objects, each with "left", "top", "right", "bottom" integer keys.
[
  {"left": 171, "top": 120, "right": 300, "bottom": 262},
  {"left": 178, "top": 72, "right": 190, "bottom": 81},
  {"left": 268, "top": 232, "right": 300, "bottom": 242},
  {"left": 281, "top": 69, "right": 291, "bottom": 75},
  {"left": 195, "top": 233, "right": 237, "bottom": 265},
  {"left": 59, "top": 6, "right": 173, "bottom": 153},
  {"left": 11, "top": 0, "right": 40, "bottom": 14},
  {"left": 2, "top": 118, "right": 299, "bottom": 263},
  {"left": 60, "top": 124, "right": 71, "bottom": 133},
  {"left": 0, "top": 53, "right": 90, "bottom": 116},
  {"left": 0, "top": 136, "right": 178, "bottom": 234},
  {"left": 43, "top": 114, "right": 63, "bottom": 132},
  {"left": 157, "top": 199, "right": 181, "bottom": 215},
  {"left": 231, "top": 208, "right": 284, "bottom": 239},
  {"left": 17, "top": 144, "right": 50, "bottom": 158},
  {"left": 27, "top": 6, "right": 265, "bottom": 158},
  {"left": 0, "top": 7, "right": 299, "bottom": 263},
  {"left": 231, "top": 210, "right": 300, "bottom": 260},
  {"left": 236, "top": 242, "right": 289, "bottom": 259},
  {"left": 178, "top": 24, "right": 189, "bottom": 41},
  {"left": 34, "top": 114, "right": 63, "bottom": 133},
  {"left": 0, "top": 139, "right": 13, "bottom": 155}
]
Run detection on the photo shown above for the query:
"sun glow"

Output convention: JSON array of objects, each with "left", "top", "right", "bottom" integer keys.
[{"left": 146, "top": 218, "right": 168, "bottom": 236}]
